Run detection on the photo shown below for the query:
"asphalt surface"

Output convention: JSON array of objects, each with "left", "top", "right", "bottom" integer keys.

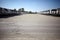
[{"left": 0, "top": 14, "right": 60, "bottom": 40}]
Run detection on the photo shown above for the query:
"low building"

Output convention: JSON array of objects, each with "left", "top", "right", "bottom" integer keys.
[{"left": 51, "top": 9, "right": 57, "bottom": 14}]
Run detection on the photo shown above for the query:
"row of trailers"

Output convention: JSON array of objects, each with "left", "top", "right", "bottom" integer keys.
[
  {"left": 41, "top": 8, "right": 60, "bottom": 16},
  {"left": 0, "top": 7, "right": 20, "bottom": 15}
]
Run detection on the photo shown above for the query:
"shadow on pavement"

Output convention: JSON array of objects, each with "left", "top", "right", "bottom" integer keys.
[
  {"left": 0, "top": 13, "right": 20, "bottom": 18},
  {"left": 41, "top": 14, "right": 60, "bottom": 17}
]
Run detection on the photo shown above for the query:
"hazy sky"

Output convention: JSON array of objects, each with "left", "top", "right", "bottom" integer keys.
[{"left": 0, "top": 0, "right": 60, "bottom": 12}]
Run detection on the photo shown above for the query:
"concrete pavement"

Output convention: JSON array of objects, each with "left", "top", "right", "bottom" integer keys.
[{"left": 0, "top": 14, "right": 60, "bottom": 40}]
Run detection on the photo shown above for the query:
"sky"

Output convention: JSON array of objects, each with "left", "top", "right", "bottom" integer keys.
[{"left": 0, "top": 0, "right": 60, "bottom": 12}]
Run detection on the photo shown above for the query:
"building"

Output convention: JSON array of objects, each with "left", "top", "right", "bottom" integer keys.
[
  {"left": 0, "top": 7, "right": 20, "bottom": 15},
  {"left": 51, "top": 9, "right": 57, "bottom": 14},
  {"left": 57, "top": 8, "right": 60, "bottom": 14}
]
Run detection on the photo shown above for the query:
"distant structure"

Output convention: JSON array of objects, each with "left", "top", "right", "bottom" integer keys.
[
  {"left": 57, "top": 8, "right": 60, "bottom": 14},
  {"left": 18, "top": 8, "right": 24, "bottom": 12},
  {"left": 18, "top": 8, "right": 25, "bottom": 14},
  {"left": 41, "top": 8, "right": 60, "bottom": 15},
  {"left": 51, "top": 9, "right": 57, "bottom": 14},
  {"left": 21, "top": 8, "right": 24, "bottom": 12}
]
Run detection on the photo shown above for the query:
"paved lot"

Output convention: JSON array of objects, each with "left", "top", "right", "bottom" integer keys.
[{"left": 0, "top": 14, "right": 60, "bottom": 40}]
